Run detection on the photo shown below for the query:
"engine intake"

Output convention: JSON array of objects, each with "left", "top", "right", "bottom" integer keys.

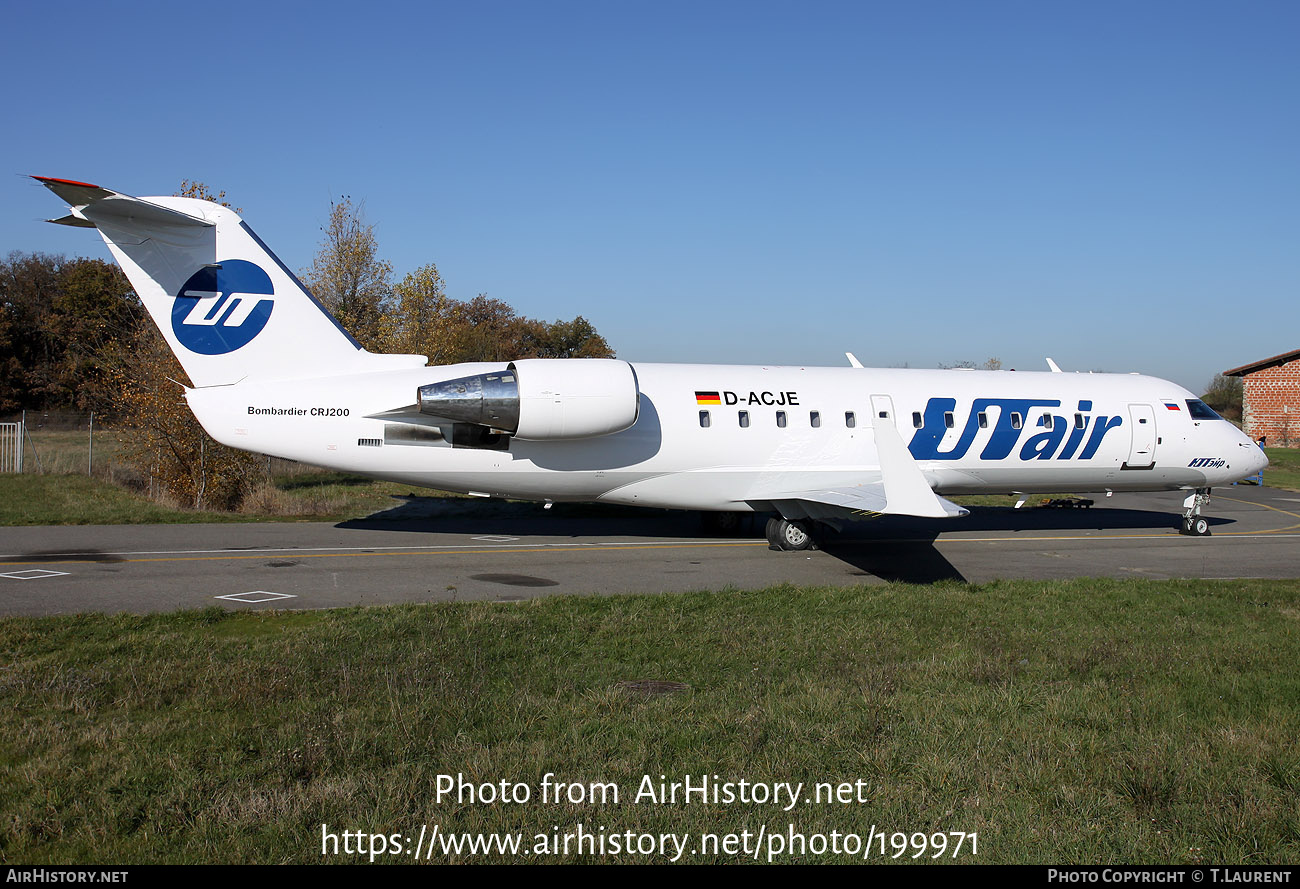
[{"left": 417, "top": 358, "right": 639, "bottom": 440}]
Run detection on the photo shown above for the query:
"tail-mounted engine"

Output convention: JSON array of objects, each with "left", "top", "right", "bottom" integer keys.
[{"left": 417, "top": 358, "right": 639, "bottom": 440}]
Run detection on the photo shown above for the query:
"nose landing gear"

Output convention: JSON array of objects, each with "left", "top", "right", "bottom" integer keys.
[{"left": 1179, "top": 488, "right": 1212, "bottom": 536}]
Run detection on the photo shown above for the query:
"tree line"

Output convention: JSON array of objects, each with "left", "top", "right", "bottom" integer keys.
[
  {"left": 301, "top": 196, "right": 613, "bottom": 363},
  {"left": 0, "top": 252, "right": 140, "bottom": 415},
  {"left": 0, "top": 183, "right": 615, "bottom": 508}
]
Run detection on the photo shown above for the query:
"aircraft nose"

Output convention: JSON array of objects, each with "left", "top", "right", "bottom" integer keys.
[
  {"left": 1236, "top": 436, "right": 1269, "bottom": 476},
  {"left": 1248, "top": 443, "right": 1270, "bottom": 475}
]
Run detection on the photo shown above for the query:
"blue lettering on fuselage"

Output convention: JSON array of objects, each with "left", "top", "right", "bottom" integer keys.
[{"left": 907, "top": 398, "right": 1123, "bottom": 462}]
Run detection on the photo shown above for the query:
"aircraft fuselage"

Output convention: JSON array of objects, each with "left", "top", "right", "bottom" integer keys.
[{"left": 188, "top": 362, "right": 1265, "bottom": 512}]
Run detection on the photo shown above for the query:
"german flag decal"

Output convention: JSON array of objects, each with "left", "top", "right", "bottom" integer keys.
[{"left": 695, "top": 391, "right": 721, "bottom": 406}]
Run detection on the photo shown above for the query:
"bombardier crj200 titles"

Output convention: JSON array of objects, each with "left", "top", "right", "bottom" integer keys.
[{"left": 36, "top": 177, "right": 1268, "bottom": 550}]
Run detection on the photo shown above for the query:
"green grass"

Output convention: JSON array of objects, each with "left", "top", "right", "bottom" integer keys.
[
  {"left": 0, "top": 472, "right": 447, "bottom": 525},
  {"left": 15, "top": 428, "right": 119, "bottom": 476},
  {"left": 1260, "top": 447, "right": 1300, "bottom": 491},
  {"left": 0, "top": 474, "right": 247, "bottom": 525},
  {"left": 5, "top": 424, "right": 428, "bottom": 524},
  {"left": 2, "top": 578, "right": 1298, "bottom": 863}
]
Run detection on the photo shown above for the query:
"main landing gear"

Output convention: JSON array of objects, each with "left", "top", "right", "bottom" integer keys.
[
  {"left": 700, "top": 510, "right": 743, "bottom": 535},
  {"left": 1179, "top": 488, "right": 1212, "bottom": 536},
  {"left": 766, "top": 517, "right": 818, "bottom": 551}
]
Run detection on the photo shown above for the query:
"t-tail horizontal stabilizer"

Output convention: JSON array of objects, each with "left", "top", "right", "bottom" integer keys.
[{"left": 35, "top": 177, "right": 214, "bottom": 230}]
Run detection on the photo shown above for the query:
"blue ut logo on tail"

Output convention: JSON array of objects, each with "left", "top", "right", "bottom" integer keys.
[{"left": 171, "top": 260, "right": 274, "bottom": 354}]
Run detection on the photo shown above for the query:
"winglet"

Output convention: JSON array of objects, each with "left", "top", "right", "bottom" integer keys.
[
  {"left": 1046, "top": 357, "right": 1063, "bottom": 373},
  {"left": 872, "top": 411, "right": 968, "bottom": 518},
  {"left": 846, "top": 352, "right": 863, "bottom": 368}
]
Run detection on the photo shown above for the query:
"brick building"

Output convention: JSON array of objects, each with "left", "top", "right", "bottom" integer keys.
[{"left": 1224, "top": 348, "right": 1300, "bottom": 447}]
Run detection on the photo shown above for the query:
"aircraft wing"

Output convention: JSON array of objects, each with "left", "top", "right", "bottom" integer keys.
[
  {"left": 756, "top": 409, "right": 969, "bottom": 521},
  {"left": 768, "top": 482, "right": 967, "bottom": 522}
]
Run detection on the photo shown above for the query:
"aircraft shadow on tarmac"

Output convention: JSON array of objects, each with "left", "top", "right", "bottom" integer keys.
[
  {"left": 341, "top": 499, "right": 1206, "bottom": 539},
  {"left": 338, "top": 500, "right": 1223, "bottom": 587},
  {"left": 837, "top": 504, "right": 1210, "bottom": 537}
]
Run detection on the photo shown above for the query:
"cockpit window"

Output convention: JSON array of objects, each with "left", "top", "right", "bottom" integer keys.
[{"left": 1185, "top": 399, "right": 1222, "bottom": 420}]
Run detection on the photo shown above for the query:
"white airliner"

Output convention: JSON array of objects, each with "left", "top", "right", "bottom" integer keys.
[{"left": 36, "top": 177, "right": 1268, "bottom": 549}]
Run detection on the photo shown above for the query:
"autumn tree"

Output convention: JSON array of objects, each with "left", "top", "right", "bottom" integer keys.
[
  {"left": 518, "top": 315, "right": 614, "bottom": 359},
  {"left": 433, "top": 295, "right": 523, "bottom": 364},
  {"left": 301, "top": 198, "right": 393, "bottom": 350},
  {"left": 0, "top": 252, "right": 142, "bottom": 413},
  {"left": 1202, "top": 373, "right": 1243, "bottom": 422},
  {"left": 109, "top": 323, "right": 263, "bottom": 509},
  {"left": 103, "top": 181, "right": 265, "bottom": 509},
  {"left": 45, "top": 258, "right": 142, "bottom": 410},
  {"left": 383, "top": 263, "right": 457, "bottom": 362},
  {"left": 0, "top": 251, "right": 63, "bottom": 412},
  {"left": 428, "top": 297, "right": 616, "bottom": 365},
  {"left": 176, "top": 179, "right": 242, "bottom": 213}
]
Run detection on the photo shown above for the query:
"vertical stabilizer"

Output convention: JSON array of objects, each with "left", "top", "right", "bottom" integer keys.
[{"left": 35, "top": 177, "right": 426, "bottom": 387}]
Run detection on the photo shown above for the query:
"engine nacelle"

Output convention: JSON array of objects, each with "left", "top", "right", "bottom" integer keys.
[{"left": 417, "top": 358, "right": 639, "bottom": 440}]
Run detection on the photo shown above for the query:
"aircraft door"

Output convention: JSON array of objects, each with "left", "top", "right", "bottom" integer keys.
[{"left": 1126, "top": 404, "right": 1157, "bottom": 469}]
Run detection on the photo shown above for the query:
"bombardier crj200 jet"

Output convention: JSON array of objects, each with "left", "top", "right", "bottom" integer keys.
[{"left": 35, "top": 177, "right": 1267, "bottom": 550}]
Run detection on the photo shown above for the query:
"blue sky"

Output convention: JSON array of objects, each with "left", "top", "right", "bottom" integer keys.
[{"left": 4, "top": 0, "right": 1296, "bottom": 391}]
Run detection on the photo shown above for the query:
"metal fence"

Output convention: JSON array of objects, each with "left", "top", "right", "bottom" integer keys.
[
  {"left": 0, "top": 410, "right": 98, "bottom": 475},
  {"left": 0, "top": 421, "right": 21, "bottom": 473}
]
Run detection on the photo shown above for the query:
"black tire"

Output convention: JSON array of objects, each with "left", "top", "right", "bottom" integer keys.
[
  {"left": 765, "top": 517, "right": 815, "bottom": 551},
  {"left": 1192, "top": 516, "right": 1211, "bottom": 536}
]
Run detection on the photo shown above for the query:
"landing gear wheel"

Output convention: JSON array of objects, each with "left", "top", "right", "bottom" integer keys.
[
  {"left": 766, "top": 517, "right": 816, "bottom": 551},
  {"left": 1178, "top": 488, "right": 1213, "bottom": 536}
]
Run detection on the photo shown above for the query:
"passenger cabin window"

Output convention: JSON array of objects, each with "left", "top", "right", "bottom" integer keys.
[
  {"left": 978, "top": 412, "right": 988, "bottom": 429},
  {"left": 1011, "top": 413, "right": 1023, "bottom": 430},
  {"left": 738, "top": 410, "right": 750, "bottom": 428},
  {"left": 1041, "top": 413, "right": 1054, "bottom": 429},
  {"left": 1074, "top": 413, "right": 1084, "bottom": 429},
  {"left": 944, "top": 411, "right": 955, "bottom": 429},
  {"left": 912, "top": 411, "right": 922, "bottom": 428},
  {"left": 699, "top": 410, "right": 711, "bottom": 428},
  {"left": 845, "top": 411, "right": 856, "bottom": 428},
  {"left": 776, "top": 411, "right": 787, "bottom": 428},
  {"left": 810, "top": 411, "right": 821, "bottom": 428}
]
